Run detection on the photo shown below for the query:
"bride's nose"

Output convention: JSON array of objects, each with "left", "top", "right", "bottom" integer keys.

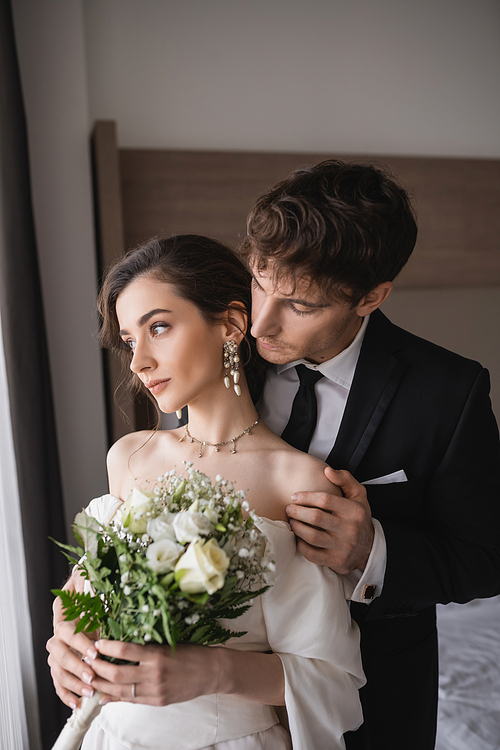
[{"left": 129, "top": 341, "right": 156, "bottom": 373}]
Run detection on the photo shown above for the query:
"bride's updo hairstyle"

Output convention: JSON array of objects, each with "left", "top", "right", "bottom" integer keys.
[{"left": 98, "top": 234, "right": 264, "bottom": 403}]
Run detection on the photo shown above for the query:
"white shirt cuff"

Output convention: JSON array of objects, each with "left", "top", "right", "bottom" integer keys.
[{"left": 343, "top": 518, "right": 387, "bottom": 603}]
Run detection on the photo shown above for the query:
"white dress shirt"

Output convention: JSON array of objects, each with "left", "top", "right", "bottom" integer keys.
[{"left": 259, "top": 315, "right": 387, "bottom": 603}]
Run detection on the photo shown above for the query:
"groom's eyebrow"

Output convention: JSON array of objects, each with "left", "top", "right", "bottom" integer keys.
[
  {"left": 251, "top": 271, "right": 329, "bottom": 309},
  {"left": 119, "top": 308, "right": 172, "bottom": 335},
  {"left": 285, "top": 295, "right": 329, "bottom": 309},
  {"left": 251, "top": 273, "right": 328, "bottom": 309}
]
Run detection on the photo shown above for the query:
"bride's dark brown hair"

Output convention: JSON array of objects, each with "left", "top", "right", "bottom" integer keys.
[{"left": 98, "top": 234, "right": 265, "bottom": 407}]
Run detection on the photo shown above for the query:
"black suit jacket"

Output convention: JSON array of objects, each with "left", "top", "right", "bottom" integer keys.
[{"left": 328, "top": 310, "right": 500, "bottom": 749}]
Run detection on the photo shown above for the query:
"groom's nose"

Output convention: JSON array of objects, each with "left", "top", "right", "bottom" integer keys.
[{"left": 250, "top": 295, "right": 282, "bottom": 339}]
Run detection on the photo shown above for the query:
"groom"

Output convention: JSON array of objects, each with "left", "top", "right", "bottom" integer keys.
[{"left": 239, "top": 160, "right": 500, "bottom": 749}]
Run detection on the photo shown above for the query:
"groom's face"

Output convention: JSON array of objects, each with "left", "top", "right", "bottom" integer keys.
[{"left": 250, "top": 263, "right": 364, "bottom": 365}]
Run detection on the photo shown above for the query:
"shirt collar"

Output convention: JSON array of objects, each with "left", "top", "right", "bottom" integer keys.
[{"left": 274, "top": 314, "right": 369, "bottom": 389}]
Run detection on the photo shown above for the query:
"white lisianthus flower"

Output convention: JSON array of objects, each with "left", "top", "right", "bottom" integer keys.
[
  {"left": 146, "top": 538, "right": 184, "bottom": 574},
  {"left": 175, "top": 538, "right": 229, "bottom": 595},
  {"left": 85, "top": 494, "right": 123, "bottom": 528},
  {"left": 122, "top": 487, "right": 156, "bottom": 535},
  {"left": 147, "top": 513, "right": 177, "bottom": 542},
  {"left": 173, "top": 509, "right": 211, "bottom": 543}
]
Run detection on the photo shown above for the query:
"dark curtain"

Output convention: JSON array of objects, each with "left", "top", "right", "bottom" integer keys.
[{"left": 0, "top": 0, "right": 69, "bottom": 746}]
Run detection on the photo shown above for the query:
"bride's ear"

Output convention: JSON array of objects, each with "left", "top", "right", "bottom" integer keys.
[{"left": 223, "top": 301, "right": 248, "bottom": 343}]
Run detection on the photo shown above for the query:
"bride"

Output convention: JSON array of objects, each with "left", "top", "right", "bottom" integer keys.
[{"left": 47, "top": 234, "right": 365, "bottom": 750}]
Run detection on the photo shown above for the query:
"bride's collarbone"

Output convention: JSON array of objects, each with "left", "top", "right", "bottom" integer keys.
[{"left": 120, "top": 429, "right": 302, "bottom": 512}]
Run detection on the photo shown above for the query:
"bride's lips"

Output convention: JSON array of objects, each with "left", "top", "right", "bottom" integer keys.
[{"left": 144, "top": 378, "right": 170, "bottom": 395}]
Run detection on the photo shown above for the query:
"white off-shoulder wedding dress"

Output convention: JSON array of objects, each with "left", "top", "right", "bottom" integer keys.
[{"left": 81, "top": 495, "right": 365, "bottom": 750}]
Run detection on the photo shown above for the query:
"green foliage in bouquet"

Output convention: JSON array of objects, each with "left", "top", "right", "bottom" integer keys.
[{"left": 53, "top": 464, "right": 273, "bottom": 651}]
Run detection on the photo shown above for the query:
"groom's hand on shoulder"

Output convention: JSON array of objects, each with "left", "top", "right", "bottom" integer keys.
[{"left": 286, "top": 468, "right": 374, "bottom": 575}]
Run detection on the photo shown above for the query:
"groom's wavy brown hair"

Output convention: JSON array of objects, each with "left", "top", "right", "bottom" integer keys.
[{"left": 239, "top": 160, "right": 418, "bottom": 306}]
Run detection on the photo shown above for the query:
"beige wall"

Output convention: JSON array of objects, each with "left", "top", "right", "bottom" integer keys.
[
  {"left": 11, "top": 0, "right": 500, "bottom": 532},
  {"left": 82, "top": 0, "right": 500, "bottom": 157}
]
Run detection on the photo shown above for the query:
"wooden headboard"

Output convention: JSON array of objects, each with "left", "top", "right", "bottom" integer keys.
[{"left": 92, "top": 120, "right": 500, "bottom": 443}]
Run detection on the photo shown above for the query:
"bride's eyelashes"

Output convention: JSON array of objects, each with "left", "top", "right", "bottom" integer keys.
[
  {"left": 150, "top": 321, "right": 170, "bottom": 337},
  {"left": 120, "top": 335, "right": 136, "bottom": 351},
  {"left": 121, "top": 321, "right": 171, "bottom": 350}
]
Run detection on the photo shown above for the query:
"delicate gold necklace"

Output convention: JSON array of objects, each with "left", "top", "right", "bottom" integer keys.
[{"left": 179, "top": 419, "right": 260, "bottom": 457}]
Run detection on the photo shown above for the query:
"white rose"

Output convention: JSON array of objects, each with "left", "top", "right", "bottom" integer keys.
[
  {"left": 175, "top": 538, "right": 229, "bottom": 595},
  {"left": 122, "top": 487, "right": 156, "bottom": 535},
  {"left": 173, "top": 509, "right": 211, "bottom": 543},
  {"left": 146, "top": 538, "right": 184, "bottom": 574},
  {"left": 147, "top": 513, "right": 177, "bottom": 542},
  {"left": 203, "top": 507, "right": 219, "bottom": 525}
]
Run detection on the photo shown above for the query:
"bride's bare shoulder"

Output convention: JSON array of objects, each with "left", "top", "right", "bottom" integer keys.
[
  {"left": 106, "top": 429, "right": 184, "bottom": 494},
  {"left": 255, "top": 448, "right": 337, "bottom": 521},
  {"left": 275, "top": 449, "right": 335, "bottom": 497},
  {"left": 107, "top": 427, "right": 183, "bottom": 462},
  {"left": 106, "top": 430, "right": 154, "bottom": 468}
]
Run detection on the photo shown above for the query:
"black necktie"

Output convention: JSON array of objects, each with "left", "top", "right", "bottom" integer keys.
[{"left": 281, "top": 365, "right": 324, "bottom": 452}]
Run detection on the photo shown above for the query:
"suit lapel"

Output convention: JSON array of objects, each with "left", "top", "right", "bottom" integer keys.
[{"left": 326, "top": 310, "right": 406, "bottom": 475}]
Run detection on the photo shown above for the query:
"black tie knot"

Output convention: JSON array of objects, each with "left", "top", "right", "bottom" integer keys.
[{"left": 296, "top": 364, "right": 324, "bottom": 387}]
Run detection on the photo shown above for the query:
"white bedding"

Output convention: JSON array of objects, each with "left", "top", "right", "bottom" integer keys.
[{"left": 436, "top": 596, "right": 500, "bottom": 750}]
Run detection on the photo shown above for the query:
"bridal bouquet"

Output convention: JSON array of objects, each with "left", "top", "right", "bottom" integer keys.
[{"left": 51, "top": 463, "right": 272, "bottom": 750}]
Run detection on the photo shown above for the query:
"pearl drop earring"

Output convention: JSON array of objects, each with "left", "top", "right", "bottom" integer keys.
[{"left": 223, "top": 341, "right": 241, "bottom": 396}]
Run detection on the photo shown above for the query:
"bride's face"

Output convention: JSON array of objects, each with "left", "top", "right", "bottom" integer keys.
[{"left": 115, "top": 276, "right": 227, "bottom": 413}]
